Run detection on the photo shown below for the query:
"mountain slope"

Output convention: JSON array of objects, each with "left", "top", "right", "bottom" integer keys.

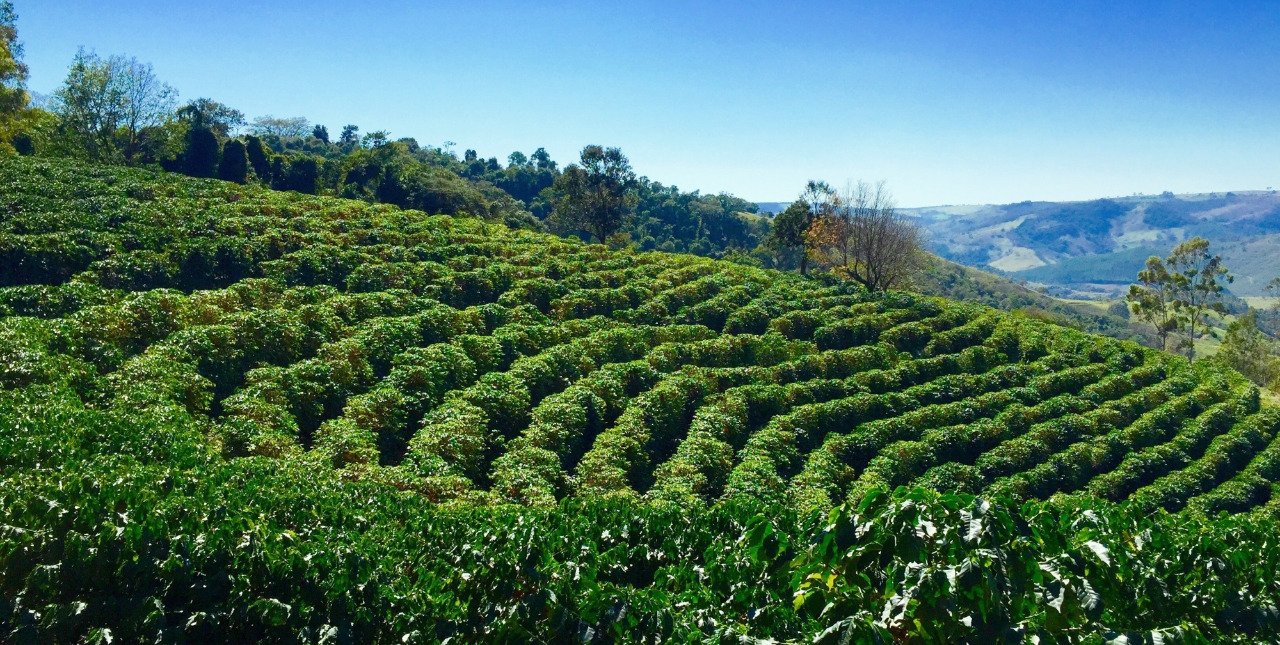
[
  {"left": 903, "top": 190, "right": 1280, "bottom": 297},
  {"left": 4, "top": 157, "right": 1280, "bottom": 640}
]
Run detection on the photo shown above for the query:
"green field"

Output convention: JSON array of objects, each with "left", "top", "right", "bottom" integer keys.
[{"left": 4, "top": 157, "right": 1280, "bottom": 641}]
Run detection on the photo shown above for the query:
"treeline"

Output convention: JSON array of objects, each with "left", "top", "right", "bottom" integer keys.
[{"left": 0, "top": 4, "right": 773, "bottom": 260}]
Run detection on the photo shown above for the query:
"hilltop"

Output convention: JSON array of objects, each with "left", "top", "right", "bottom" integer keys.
[{"left": 3, "top": 157, "right": 1280, "bottom": 641}]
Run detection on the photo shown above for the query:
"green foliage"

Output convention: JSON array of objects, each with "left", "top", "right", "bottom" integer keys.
[
  {"left": 217, "top": 137, "right": 248, "bottom": 183},
  {"left": 182, "top": 126, "right": 219, "bottom": 178},
  {"left": 0, "top": 0, "right": 28, "bottom": 148},
  {"left": 1126, "top": 237, "right": 1232, "bottom": 357},
  {"left": 1214, "top": 309, "right": 1280, "bottom": 389},
  {"left": 4, "top": 156, "right": 1280, "bottom": 641},
  {"left": 547, "top": 145, "right": 637, "bottom": 242}
]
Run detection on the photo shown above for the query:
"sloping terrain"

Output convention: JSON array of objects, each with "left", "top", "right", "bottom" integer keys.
[
  {"left": 3, "top": 157, "right": 1280, "bottom": 641},
  {"left": 904, "top": 191, "right": 1280, "bottom": 296}
]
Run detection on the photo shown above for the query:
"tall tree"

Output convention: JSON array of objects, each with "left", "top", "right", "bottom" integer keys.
[
  {"left": 218, "top": 138, "right": 248, "bottom": 183},
  {"left": 115, "top": 57, "right": 176, "bottom": 164},
  {"left": 312, "top": 124, "right": 329, "bottom": 143},
  {"left": 825, "top": 181, "right": 923, "bottom": 291},
  {"left": 1166, "top": 236, "right": 1232, "bottom": 358},
  {"left": 177, "top": 98, "right": 244, "bottom": 138},
  {"left": 530, "top": 147, "right": 556, "bottom": 171},
  {"left": 52, "top": 49, "right": 125, "bottom": 160},
  {"left": 362, "top": 130, "right": 389, "bottom": 148},
  {"left": 549, "top": 145, "right": 637, "bottom": 242},
  {"left": 52, "top": 50, "right": 176, "bottom": 163},
  {"left": 0, "top": 0, "right": 28, "bottom": 126},
  {"left": 1127, "top": 255, "right": 1180, "bottom": 352},
  {"left": 796, "top": 180, "right": 838, "bottom": 275}
]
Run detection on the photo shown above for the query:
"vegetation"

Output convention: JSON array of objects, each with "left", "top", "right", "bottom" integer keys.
[
  {"left": 806, "top": 180, "right": 924, "bottom": 291},
  {"left": 1127, "top": 237, "right": 1232, "bottom": 356},
  {"left": 1214, "top": 310, "right": 1280, "bottom": 391},
  {"left": 3, "top": 156, "right": 1280, "bottom": 640}
]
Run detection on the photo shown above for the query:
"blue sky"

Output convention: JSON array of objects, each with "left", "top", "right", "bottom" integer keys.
[{"left": 15, "top": 1, "right": 1280, "bottom": 206}]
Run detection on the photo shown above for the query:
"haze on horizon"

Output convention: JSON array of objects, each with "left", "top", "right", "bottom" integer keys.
[{"left": 17, "top": 0, "right": 1280, "bottom": 207}]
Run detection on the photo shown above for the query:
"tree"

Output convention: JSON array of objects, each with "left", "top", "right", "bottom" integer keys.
[
  {"left": 0, "top": 0, "right": 28, "bottom": 129},
  {"left": 782, "top": 180, "right": 837, "bottom": 276},
  {"left": 51, "top": 49, "right": 176, "bottom": 163},
  {"left": 507, "top": 151, "right": 528, "bottom": 167},
  {"left": 51, "top": 49, "right": 126, "bottom": 160},
  {"left": 1127, "top": 238, "right": 1233, "bottom": 356},
  {"left": 530, "top": 147, "right": 556, "bottom": 171},
  {"left": 312, "top": 124, "right": 329, "bottom": 143},
  {"left": 218, "top": 138, "right": 248, "bottom": 183},
  {"left": 115, "top": 57, "right": 176, "bottom": 163},
  {"left": 1216, "top": 310, "right": 1280, "bottom": 389},
  {"left": 244, "top": 135, "right": 271, "bottom": 182},
  {"left": 362, "top": 130, "right": 389, "bottom": 148},
  {"left": 1127, "top": 255, "right": 1180, "bottom": 352},
  {"left": 177, "top": 98, "right": 244, "bottom": 138},
  {"left": 339, "top": 124, "right": 359, "bottom": 150},
  {"left": 1166, "top": 236, "right": 1232, "bottom": 353},
  {"left": 182, "top": 125, "right": 219, "bottom": 177},
  {"left": 249, "top": 115, "right": 309, "bottom": 139},
  {"left": 548, "top": 145, "right": 637, "bottom": 242},
  {"left": 821, "top": 181, "right": 923, "bottom": 291},
  {"left": 766, "top": 201, "right": 812, "bottom": 274}
]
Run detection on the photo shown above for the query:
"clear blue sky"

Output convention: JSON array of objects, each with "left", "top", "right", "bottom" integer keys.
[{"left": 15, "top": 1, "right": 1280, "bottom": 206}]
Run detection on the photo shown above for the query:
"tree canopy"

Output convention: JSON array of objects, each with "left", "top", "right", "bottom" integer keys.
[{"left": 547, "top": 145, "right": 638, "bottom": 242}]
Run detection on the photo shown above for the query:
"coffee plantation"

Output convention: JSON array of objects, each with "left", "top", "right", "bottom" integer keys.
[{"left": 2, "top": 157, "right": 1279, "bottom": 641}]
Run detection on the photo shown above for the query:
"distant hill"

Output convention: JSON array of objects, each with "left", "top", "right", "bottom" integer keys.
[
  {"left": 901, "top": 191, "right": 1280, "bottom": 297},
  {"left": 910, "top": 256, "right": 1156, "bottom": 346}
]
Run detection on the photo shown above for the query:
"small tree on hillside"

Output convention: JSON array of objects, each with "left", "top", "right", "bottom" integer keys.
[
  {"left": 1216, "top": 309, "right": 1280, "bottom": 389},
  {"left": 548, "top": 145, "right": 637, "bottom": 242},
  {"left": 766, "top": 200, "right": 812, "bottom": 274},
  {"left": 1127, "top": 237, "right": 1232, "bottom": 356},
  {"left": 1166, "top": 236, "right": 1232, "bottom": 351},
  {"left": 1128, "top": 255, "right": 1180, "bottom": 351},
  {"left": 338, "top": 124, "right": 359, "bottom": 151},
  {"left": 250, "top": 115, "right": 309, "bottom": 139},
  {"left": 779, "top": 180, "right": 837, "bottom": 276},
  {"left": 279, "top": 156, "right": 318, "bottom": 194},
  {"left": 810, "top": 180, "right": 923, "bottom": 291}
]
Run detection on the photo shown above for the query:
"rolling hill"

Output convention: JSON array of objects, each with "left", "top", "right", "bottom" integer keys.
[
  {"left": 901, "top": 191, "right": 1280, "bottom": 297},
  {"left": 4, "top": 157, "right": 1280, "bottom": 641}
]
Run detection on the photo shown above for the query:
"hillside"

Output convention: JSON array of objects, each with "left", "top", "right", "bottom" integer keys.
[
  {"left": 4, "top": 157, "right": 1280, "bottom": 641},
  {"left": 912, "top": 256, "right": 1155, "bottom": 345},
  {"left": 901, "top": 191, "right": 1280, "bottom": 297}
]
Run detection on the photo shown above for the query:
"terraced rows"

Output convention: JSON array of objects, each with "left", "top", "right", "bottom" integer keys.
[{"left": 3, "top": 156, "right": 1279, "bottom": 517}]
